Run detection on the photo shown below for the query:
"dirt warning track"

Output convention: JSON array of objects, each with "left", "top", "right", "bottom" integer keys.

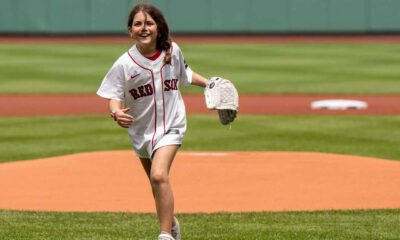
[
  {"left": 1, "top": 151, "right": 399, "bottom": 213},
  {"left": 1, "top": 94, "right": 400, "bottom": 116}
]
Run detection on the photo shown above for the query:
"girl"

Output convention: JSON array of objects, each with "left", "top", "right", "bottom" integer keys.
[{"left": 97, "top": 3, "right": 208, "bottom": 240}]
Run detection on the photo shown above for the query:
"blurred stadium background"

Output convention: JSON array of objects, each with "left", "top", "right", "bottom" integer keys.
[{"left": 1, "top": 0, "right": 400, "bottom": 35}]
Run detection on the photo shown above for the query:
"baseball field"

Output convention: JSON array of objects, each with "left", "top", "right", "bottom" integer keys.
[{"left": 1, "top": 36, "right": 400, "bottom": 239}]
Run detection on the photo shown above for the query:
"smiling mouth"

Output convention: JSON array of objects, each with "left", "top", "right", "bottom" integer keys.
[{"left": 139, "top": 33, "right": 150, "bottom": 38}]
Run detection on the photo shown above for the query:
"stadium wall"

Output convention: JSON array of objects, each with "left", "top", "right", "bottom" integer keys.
[{"left": 1, "top": 0, "right": 399, "bottom": 34}]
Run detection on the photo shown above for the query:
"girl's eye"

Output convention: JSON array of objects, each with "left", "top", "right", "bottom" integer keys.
[
  {"left": 146, "top": 21, "right": 155, "bottom": 26},
  {"left": 133, "top": 22, "right": 142, "bottom": 27}
]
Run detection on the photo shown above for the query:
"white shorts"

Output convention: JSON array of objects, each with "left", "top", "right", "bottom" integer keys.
[{"left": 133, "top": 128, "right": 184, "bottom": 159}]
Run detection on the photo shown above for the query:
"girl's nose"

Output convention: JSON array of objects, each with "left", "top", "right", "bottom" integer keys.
[{"left": 142, "top": 23, "right": 149, "bottom": 31}]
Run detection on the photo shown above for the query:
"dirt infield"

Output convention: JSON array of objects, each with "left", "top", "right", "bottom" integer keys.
[
  {"left": 1, "top": 151, "right": 399, "bottom": 213},
  {"left": 1, "top": 94, "right": 400, "bottom": 116},
  {"left": 1, "top": 94, "right": 398, "bottom": 213}
]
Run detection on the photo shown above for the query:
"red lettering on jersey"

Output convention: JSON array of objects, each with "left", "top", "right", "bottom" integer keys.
[
  {"left": 164, "top": 79, "right": 178, "bottom": 92},
  {"left": 129, "top": 89, "right": 140, "bottom": 100},
  {"left": 138, "top": 86, "right": 146, "bottom": 97},
  {"left": 164, "top": 80, "right": 171, "bottom": 91},
  {"left": 129, "top": 84, "right": 154, "bottom": 100},
  {"left": 144, "top": 84, "right": 153, "bottom": 95},
  {"left": 171, "top": 79, "right": 178, "bottom": 90}
]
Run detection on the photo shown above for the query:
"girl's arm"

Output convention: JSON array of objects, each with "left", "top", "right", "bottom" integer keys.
[
  {"left": 191, "top": 71, "right": 208, "bottom": 88},
  {"left": 109, "top": 99, "right": 133, "bottom": 128}
]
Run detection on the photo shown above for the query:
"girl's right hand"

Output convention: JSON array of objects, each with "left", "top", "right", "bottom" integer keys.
[{"left": 111, "top": 108, "right": 134, "bottom": 128}]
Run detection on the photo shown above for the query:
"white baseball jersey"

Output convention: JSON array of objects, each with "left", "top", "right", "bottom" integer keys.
[{"left": 97, "top": 42, "right": 192, "bottom": 159}]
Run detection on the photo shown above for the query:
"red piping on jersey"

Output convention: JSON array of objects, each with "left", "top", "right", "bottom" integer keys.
[
  {"left": 159, "top": 45, "right": 174, "bottom": 134},
  {"left": 127, "top": 51, "right": 158, "bottom": 149},
  {"left": 160, "top": 63, "right": 167, "bottom": 134}
]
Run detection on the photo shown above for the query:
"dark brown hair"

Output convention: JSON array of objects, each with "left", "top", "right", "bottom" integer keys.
[{"left": 128, "top": 3, "right": 172, "bottom": 64}]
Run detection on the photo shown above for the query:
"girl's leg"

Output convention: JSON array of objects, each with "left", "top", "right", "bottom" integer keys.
[
  {"left": 139, "top": 157, "right": 156, "bottom": 200},
  {"left": 142, "top": 145, "right": 179, "bottom": 235},
  {"left": 140, "top": 156, "right": 179, "bottom": 226},
  {"left": 139, "top": 157, "right": 152, "bottom": 183}
]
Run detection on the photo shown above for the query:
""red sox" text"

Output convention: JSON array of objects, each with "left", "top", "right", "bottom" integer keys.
[{"left": 129, "top": 79, "right": 178, "bottom": 100}]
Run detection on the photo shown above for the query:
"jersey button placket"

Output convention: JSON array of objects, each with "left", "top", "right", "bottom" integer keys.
[{"left": 153, "top": 70, "right": 166, "bottom": 138}]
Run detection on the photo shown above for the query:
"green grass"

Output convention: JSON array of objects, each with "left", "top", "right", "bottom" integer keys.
[
  {"left": 181, "top": 43, "right": 400, "bottom": 94},
  {"left": 1, "top": 209, "right": 399, "bottom": 240},
  {"left": 1, "top": 43, "right": 400, "bottom": 94},
  {"left": 0, "top": 43, "right": 127, "bottom": 94},
  {"left": 1, "top": 42, "right": 400, "bottom": 240},
  {"left": 1, "top": 115, "right": 400, "bottom": 163}
]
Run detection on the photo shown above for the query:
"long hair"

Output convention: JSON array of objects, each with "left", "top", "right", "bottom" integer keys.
[{"left": 128, "top": 3, "right": 172, "bottom": 64}]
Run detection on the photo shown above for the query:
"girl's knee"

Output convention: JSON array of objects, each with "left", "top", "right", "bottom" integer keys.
[{"left": 150, "top": 169, "right": 169, "bottom": 185}]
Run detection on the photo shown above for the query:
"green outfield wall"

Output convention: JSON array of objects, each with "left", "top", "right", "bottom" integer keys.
[{"left": 1, "top": 0, "right": 400, "bottom": 34}]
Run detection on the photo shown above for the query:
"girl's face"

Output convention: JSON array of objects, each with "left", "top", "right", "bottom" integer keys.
[{"left": 130, "top": 11, "right": 158, "bottom": 51}]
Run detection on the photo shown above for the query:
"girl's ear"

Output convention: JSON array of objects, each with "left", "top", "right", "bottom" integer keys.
[{"left": 128, "top": 27, "right": 133, "bottom": 37}]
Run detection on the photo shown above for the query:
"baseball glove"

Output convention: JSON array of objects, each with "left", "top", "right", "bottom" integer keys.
[{"left": 204, "top": 77, "right": 239, "bottom": 125}]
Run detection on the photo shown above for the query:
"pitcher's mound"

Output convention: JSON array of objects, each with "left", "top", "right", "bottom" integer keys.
[{"left": 1, "top": 151, "right": 400, "bottom": 213}]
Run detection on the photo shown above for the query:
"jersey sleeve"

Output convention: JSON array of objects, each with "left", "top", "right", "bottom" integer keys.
[
  {"left": 96, "top": 59, "right": 125, "bottom": 102},
  {"left": 184, "top": 62, "right": 193, "bottom": 86},
  {"left": 173, "top": 42, "right": 192, "bottom": 86}
]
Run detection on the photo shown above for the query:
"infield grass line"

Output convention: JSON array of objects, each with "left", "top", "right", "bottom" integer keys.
[{"left": 0, "top": 115, "right": 399, "bottom": 163}]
